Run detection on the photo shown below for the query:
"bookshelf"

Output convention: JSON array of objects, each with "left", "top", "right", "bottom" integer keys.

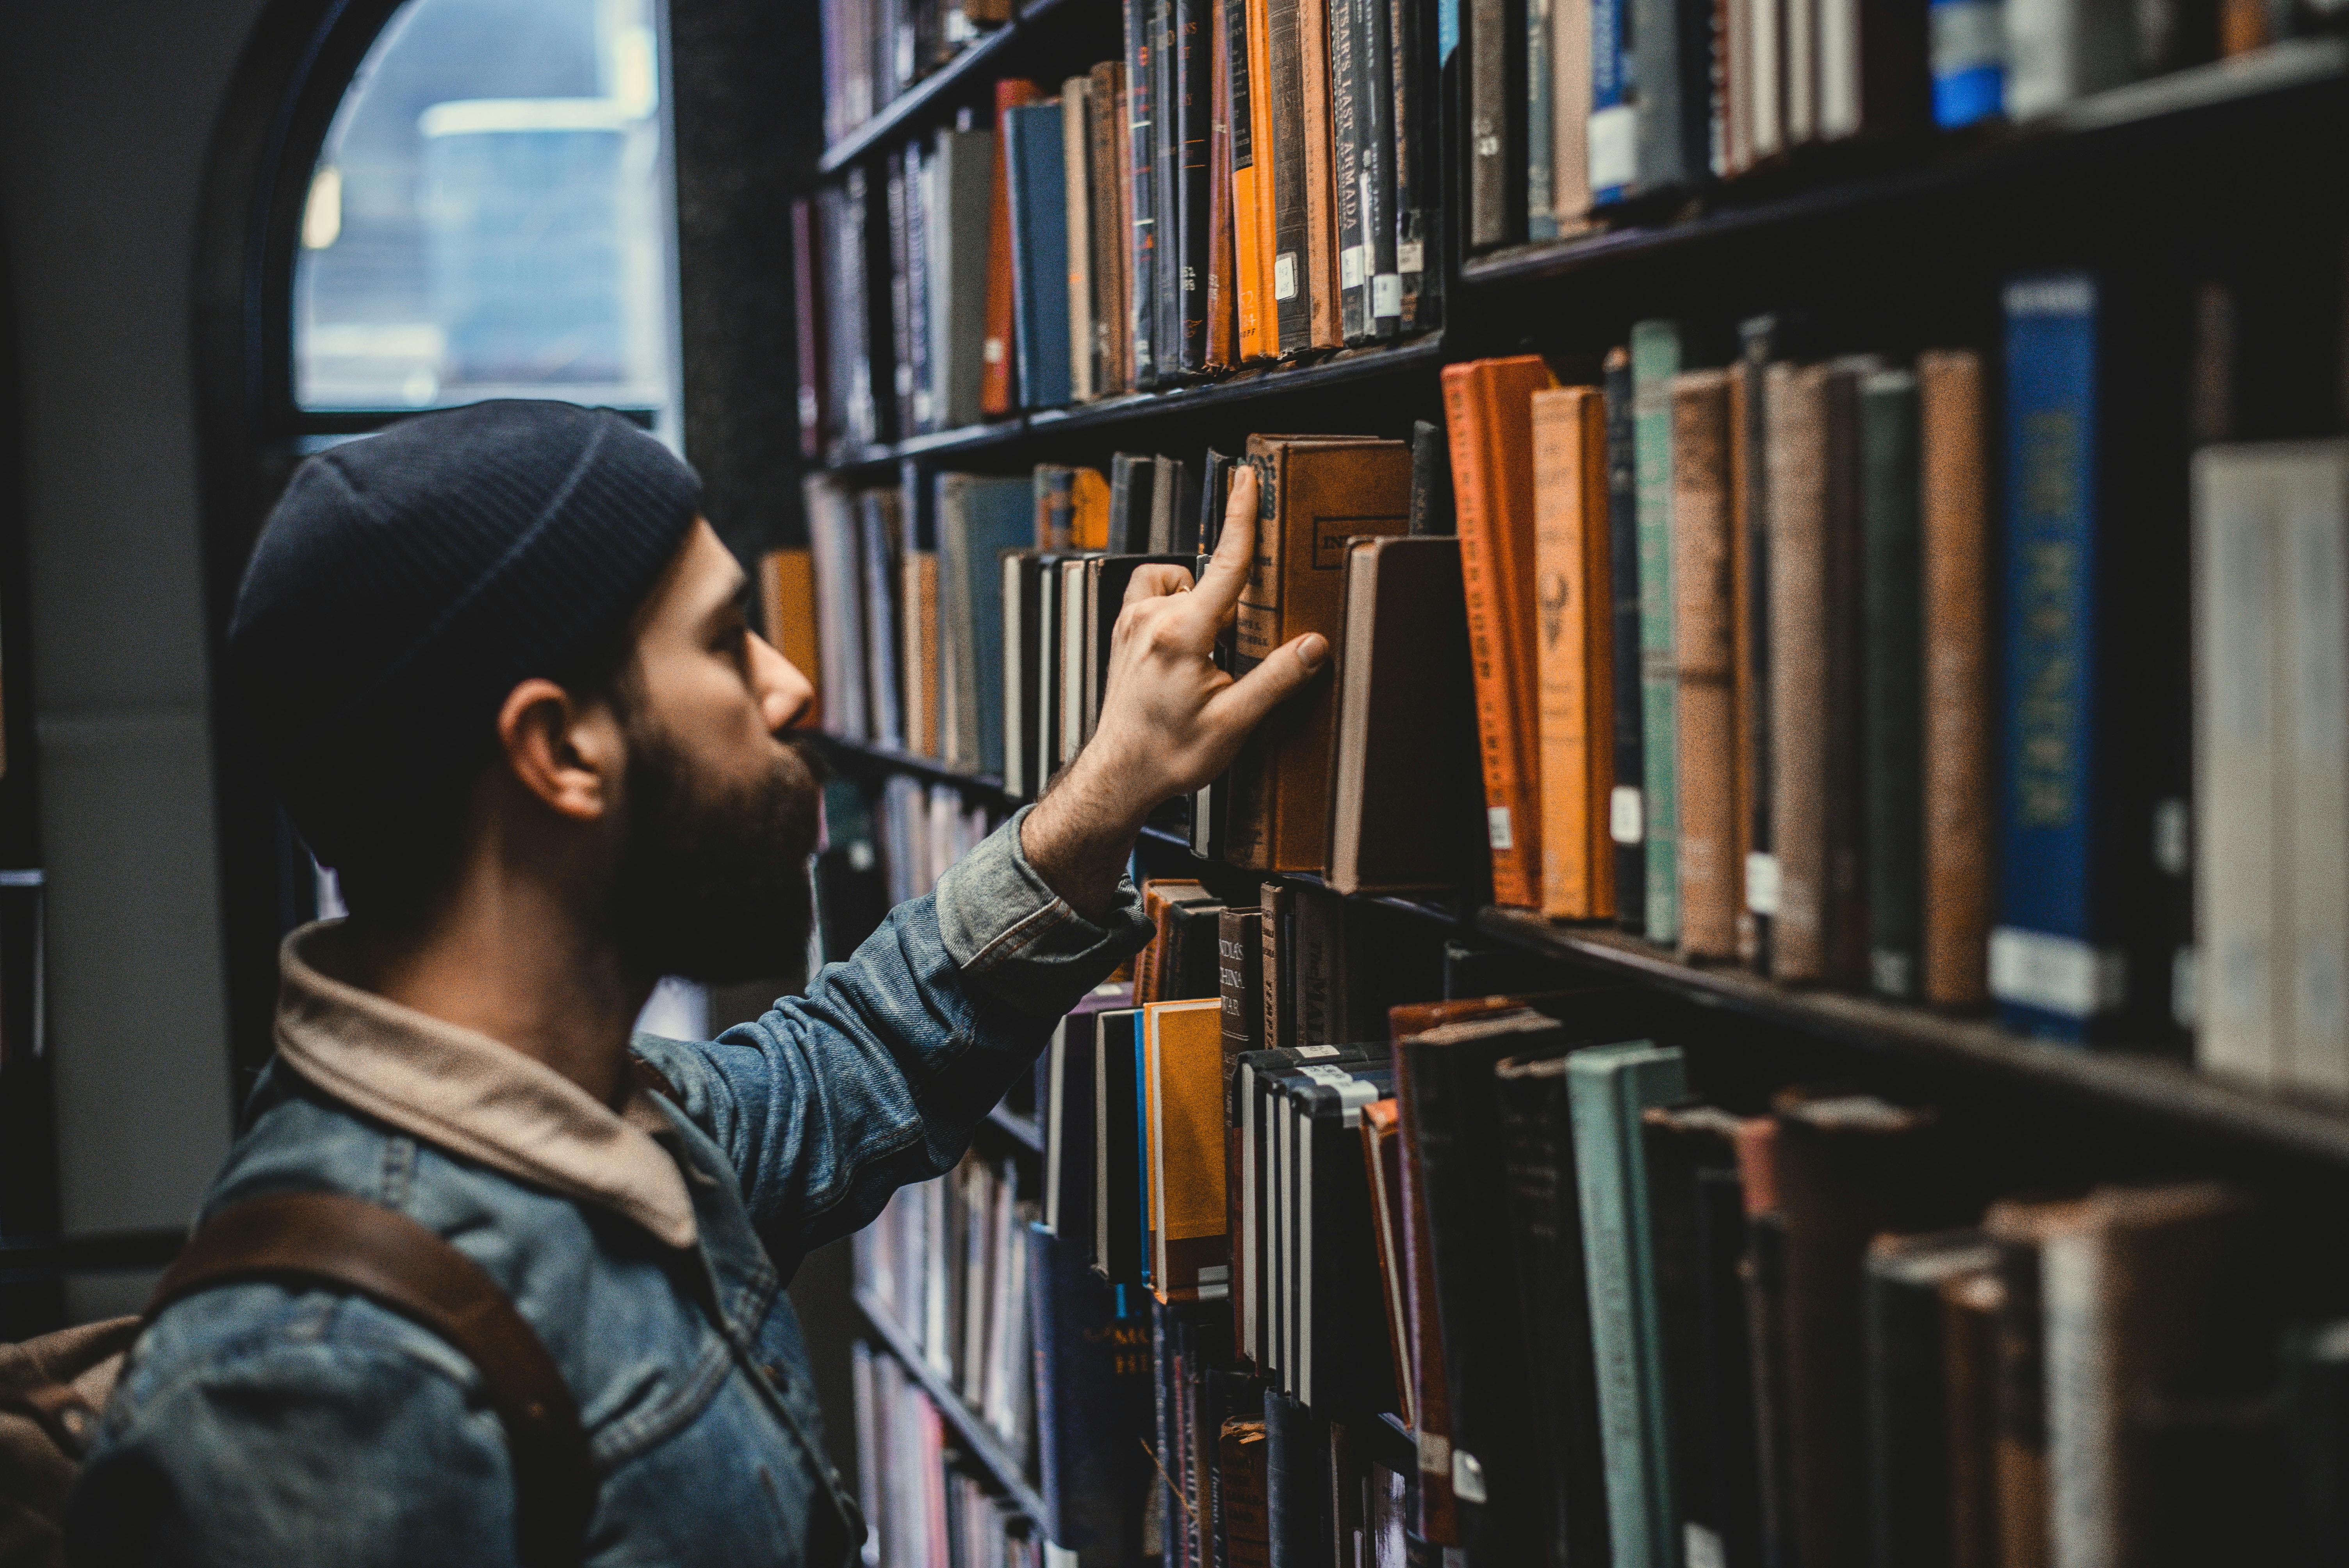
[
  {"left": 818, "top": 0, "right": 1094, "bottom": 176},
  {"left": 853, "top": 1285, "right": 1052, "bottom": 1522},
  {"left": 789, "top": 0, "right": 2349, "bottom": 1556}
]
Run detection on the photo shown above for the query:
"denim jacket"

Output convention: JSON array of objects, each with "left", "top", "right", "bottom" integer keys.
[{"left": 65, "top": 807, "right": 1150, "bottom": 1567}]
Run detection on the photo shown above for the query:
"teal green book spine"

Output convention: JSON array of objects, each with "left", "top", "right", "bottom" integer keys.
[
  {"left": 1632, "top": 321, "right": 1683, "bottom": 945},
  {"left": 1567, "top": 1040, "right": 1688, "bottom": 1568}
]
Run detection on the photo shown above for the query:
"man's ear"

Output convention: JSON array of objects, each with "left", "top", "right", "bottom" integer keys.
[{"left": 495, "top": 677, "right": 624, "bottom": 822}]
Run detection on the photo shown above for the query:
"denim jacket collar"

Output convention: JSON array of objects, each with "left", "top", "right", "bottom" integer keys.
[{"left": 273, "top": 921, "right": 699, "bottom": 1249}]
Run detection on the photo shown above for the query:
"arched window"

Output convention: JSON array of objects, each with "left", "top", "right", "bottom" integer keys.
[{"left": 292, "top": 0, "right": 679, "bottom": 439}]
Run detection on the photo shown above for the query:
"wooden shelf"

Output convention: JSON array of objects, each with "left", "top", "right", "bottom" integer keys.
[
  {"left": 1460, "top": 38, "right": 2349, "bottom": 292},
  {"left": 822, "top": 331, "right": 1446, "bottom": 476},
  {"left": 854, "top": 1286, "right": 1052, "bottom": 1522},
  {"left": 817, "top": 0, "right": 1087, "bottom": 176},
  {"left": 1471, "top": 907, "right": 2349, "bottom": 1172}
]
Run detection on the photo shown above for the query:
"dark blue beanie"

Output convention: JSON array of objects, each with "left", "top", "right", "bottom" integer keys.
[{"left": 228, "top": 400, "right": 701, "bottom": 869}]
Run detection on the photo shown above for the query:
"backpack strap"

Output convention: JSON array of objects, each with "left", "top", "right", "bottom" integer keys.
[{"left": 144, "top": 1191, "right": 594, "bottom": 1568}]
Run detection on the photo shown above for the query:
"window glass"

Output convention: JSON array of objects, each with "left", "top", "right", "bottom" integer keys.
[{"left": 294, "top": 0, "right": 675, "bottom": 419}]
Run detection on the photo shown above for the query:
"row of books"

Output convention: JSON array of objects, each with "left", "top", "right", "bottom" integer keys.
[
  {"left": 1018, "top": 953, "right": 2349, "bottom": 1568},
  {"left": 857, "top": 1148, "right": 1038, "bottom": 1456},
  {"left": 852, "top": 1340, "right": 1047, "bottom": 1568},
  {"left": 818, "top": 0, "right": 1009, "bottom": 151},
  {"left": 793, "top": 0, "right": 1444, "bottom": 456},
  {"left": 877, "top": 775, "right": 1002, "bottom": 908},
  {"left": 1474, "top": 0, "right": 2335, "bottom": 250}
]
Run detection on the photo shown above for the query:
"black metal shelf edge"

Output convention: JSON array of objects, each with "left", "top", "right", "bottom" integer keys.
[
  {"left": 1460, "top": 38, "right": 2349, "bottom": 291},
  {"left": 816, "top": 0, "right": 1085, "bottom": 176},
  {"left": 820, "top": 333, "right": 1446, "bottom": 476},
  {"left": 1472, "top": 906, "right": 2349, "bottom": 1170},
  {"left": 853, "top": 1286, "right": 1051, "bottom": 1522},
  {"left": 804, "top": 732, "right": 1018, "bottom": 799}
]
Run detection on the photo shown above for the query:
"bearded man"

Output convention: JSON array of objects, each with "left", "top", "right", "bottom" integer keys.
[{"left": 62, "top": 401, "right": 1324, "bottom": 1565}]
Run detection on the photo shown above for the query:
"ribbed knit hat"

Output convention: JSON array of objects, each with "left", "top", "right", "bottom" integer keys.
[{"left": 228, "top": 400, "right": 701, "bottom": 868}]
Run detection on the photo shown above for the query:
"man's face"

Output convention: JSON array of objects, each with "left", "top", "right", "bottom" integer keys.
[{"left": 605, "top": 520, "right": 822, "bottom": 985}]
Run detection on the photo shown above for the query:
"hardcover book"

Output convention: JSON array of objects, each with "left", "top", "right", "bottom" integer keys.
[{"left": 1531, "top": 386, "right": 1616, "bottom": 921}]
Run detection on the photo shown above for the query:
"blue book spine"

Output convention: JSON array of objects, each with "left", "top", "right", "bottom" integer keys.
[
  {"left": 1033, "top": 1225, "right": 1155, "bottom": 1566},
  {"left": 964, "top": 476, "right": 1033, "bottom": 779},
  {"left": 1588, "top": 0, "right": 1634, "bottom": 205},
  {"left": 1004, "top": 102, "right": 1073, "bottom": 410},
  {"left": 1930, "top": 0, "right": 2005, "bottom": 127},
  {"left": 1997, "top": 274, "right": 2111, "bottom": 1042},
  {"left": 1566, "top": 1041, "right": 1688, "bottom": 1568}
]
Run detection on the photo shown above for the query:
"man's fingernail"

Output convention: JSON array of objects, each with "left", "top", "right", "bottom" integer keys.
[{"left": 1296, "top": 634, "right": 1329, "bottom": 671}]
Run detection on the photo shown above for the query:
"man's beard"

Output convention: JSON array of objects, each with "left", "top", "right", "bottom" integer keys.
[{"left": 611, "top": 720, "right": 822, "bottom": 987}]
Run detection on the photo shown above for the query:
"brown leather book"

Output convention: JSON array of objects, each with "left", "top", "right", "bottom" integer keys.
[
  {"left": 982, "top": 80, "right": 1043, "bottom": 415},
  {"left": 1221, "top": 1416, "right": 1274, "bottom": 1567},
  {"left": 1942, "top": 1266, "right": 2007, "bottom": 1568},
  {"left": 1728, "top": 364, "right": 1758, "bottom": 963},
  {"left": 1918, "top": 349, "right": 1992, "bottom": 1009},
  {"left": 1099, "top": 62, "right": 1137, "bottom": 392},
  {"left": 759, "top": 548, "right": 822, "bottom": 729},
  {"left": 1674, "top": 370, "right": 1740, "bottom": 959},
  {"left": 1981, "top": 1192, "right": 2095, "bottom": 1568},
  {"left": 1773, "top": 1089, "right": 1971, "bottom": 1568},
  {"left": 1224, "top": 435, "right": 1411, "bottom": 871},
  {"left": 1443, "top": 356, "right": 1562, "bottom": 908},
  {"left": 1360, "top": 1098, "right": 1415, "bottom": 1428},
  {"left": 1765, "top": 362, "right": 1827, "bottom": 978},
  {"left": 1738, "top": 1119, "right": 1800, "bottom": 1568},
  {"left": 1206, "top": 0, "right": 1239, "bottom": 372},
  {"left": 1299, "top": 0, "right": 1343, "bottom": 350},
  {"left": 901, "top": 549, "right": 941, "bottom": 757},
  {"left": 1531, "top": 385, "right": 1615, "bottom": 920}
]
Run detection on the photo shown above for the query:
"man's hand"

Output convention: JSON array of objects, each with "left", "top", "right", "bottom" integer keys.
[{"left": 1020, "top": 464, "right": 1329, "bottom": 919}]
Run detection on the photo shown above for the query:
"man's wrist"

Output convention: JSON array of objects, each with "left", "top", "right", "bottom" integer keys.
[{"left": 1019, "top": 754, "right": 1148, "bottom": 923}]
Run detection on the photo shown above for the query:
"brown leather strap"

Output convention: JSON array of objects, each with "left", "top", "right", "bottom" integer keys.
[{"left": 145, "top": 1192, "right": 593, "bottom": 1568}]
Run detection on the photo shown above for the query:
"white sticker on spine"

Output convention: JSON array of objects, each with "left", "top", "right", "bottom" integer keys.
[{"left": 1273, "top": 253, "right": 1299, "bottom": 300}]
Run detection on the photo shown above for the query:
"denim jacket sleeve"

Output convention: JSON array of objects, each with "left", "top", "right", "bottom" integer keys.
[{"left": 631, "top": 806, "right": 1151, "bottom": 1276}]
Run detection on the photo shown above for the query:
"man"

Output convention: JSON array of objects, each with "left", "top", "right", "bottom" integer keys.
[{"left": 64, "top": 401, "right": 1325, "bottom": 1564}]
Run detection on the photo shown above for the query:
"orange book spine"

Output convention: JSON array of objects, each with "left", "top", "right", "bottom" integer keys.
[
  {"left": 1245, "top": 0, "right": 1279, "bottom": 363},
  {"left": 1533, "top": 387, "right": 1604, "bottom": 919},
  {"left": 1228, "top": 0, "right": 1267, "bottom": 362},
  {"left": 760, "top": 548, "right": 823, "bottom": 730},
  {"left": 1918, "top": 350, "right": 1991, "bottom": 1007},
  {"left": 1673, "top": 371, "right": 1739, "bottom": 959},
  {"left": 1298, "top": 0, "right": 1342, "bottom": 350},
  {"left": 1442, "top": 356, "right": 1558, "bottom": 908},
  {"left": 981, "top": 80, "right": 1042, "bottom": 415}
]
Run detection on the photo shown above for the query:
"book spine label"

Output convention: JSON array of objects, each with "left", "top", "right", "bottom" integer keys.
[
  {"left": 1997, "top": 276, "right": 2109, "bottom": 1037},
  {"left": 1607, "top": 351, "right": 1648, "bottom": 930},
  {"left": 1674, "top": 372, "right": 1740, "bottom": 960},
  {"left": 1860, "top": 370, "right": 1924, "bottom": 999},
  {"left": 1919, "top": 351, "right": 1993, "bottom": 1007},
  {"left": 1229, "top": 0, "right": 1268, "bottom": 361},
  {"left": 1126, "top": 0, "right": 1162, "bottom": 387},
  {"left": 1633, "top": 321, "right": 1684, "bottom": 944}
]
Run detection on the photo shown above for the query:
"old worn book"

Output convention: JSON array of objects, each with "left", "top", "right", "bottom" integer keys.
[
  {"left": 1330, "top": 0, "right": 1369, "bottom": 339},
  {"left": 1606, "top": 349, "right": 1647, "bottom": 932},
  {"left": 790, "top": 198, "right": 827, "bottom": 458},
  {"left": 1220, "top": 906, "right": 1264, "bottom": 1354},
  {"left": 1063, "top": 73, "right": 1099, "bottom": 403},
  {"left": 1289, "top": 883, "right": 1367, "bottom": 1046},
  {"left": 1443, "top": 357, "right": 1562, "bottom": 907},
  {"left": 929, "top": 128, "right": 996, "bottom": 433},
  {"left": 1222, "top": 1416, "right": 1274, "bottom": 1567},
  {"left": 1674, "top": 369, "right": 1740, "bottom": 960},
  {"left": 1298, "top": 0, "right": 1342, "bottom": 349},
  {"left": 1145, "top": 998, "right": 1233, "bottom": 1302},
  {"left": 1147, "top": 456, "right": 1201, "bottom": 554},
  {"left": 1358, "top": 0, "right": 1400, "bottom": 340},
  {"left": 2038, "top": 1184, "right": 2277, "bottom": 1568},
  {"left": 1861, "top": 367, "right": 1924, "bottom": 999},
  {"left": 1121, "top": 0, "right": 1161, "bottom": 387},
  {"left": 1531, "top": 385, "right": 1616, "bottom": 921},
  {"left": 1360, "top": 1098, "right": 1414, "bottom": 1427},
  {"left": 901, "top": 543, "right": 942, "bottom": 757},
  {"left": 1093, "top": 61, "right": 1132, "bottom": 394},
  {"left": 1260, "top": 880, "right": 1295, "bottom": 1053},
  {"left": 1328, "top": 536, "right": 1476, "bottom": 894},
  {"left": 1733, "top": 315, "right": 1799, "bottom": 968},
  {"left": 1983, "top": 1192, "right": 2096, "bottom": 1568},
  {"left": 1643, "top": 1102, "right": 1761, "bottom": 1568},
  {"left": 1225, "top": 436, "right": 1411, "bottom": 870},
  {"left": 1206, "top": 0, "right": 1239, "bottom": 371},
  {"left": 1738, "top": 1118, "right": 1800, "bottom": 1568},
  {"left": 1390, "top": 0, "right": 1436, "bottom": 332},
  {"left": 1492, "top": 1051, "right": 1611, "bottom": 1568},
  {"left": 1773, "top": 1090, "right": 1970, "bottom": 1568},
  {"left": 1918, "top": 349, "right": 1993, "bottom": 1009},
  {"left": 1941, "top": 1265, "right": 2005, "bottom": 1568},
  {"left": 1632, "top": 321, "right": 1685, "bottom": 944},
  {"left": 982, "top": 80, "right": 1043, "bottom": 415},
  {"left": 1228, "top": 0, "right": 1271, "bottom": 360},
  {"left": 1467, "top": 0, "right": 1526, "bottom": 248},
  {"left": 1864, "top": 1229, "right": 1999, "bottom": 1568},
  {"left": 1264, "top": 0, "right": 1312, "bottom": 355},
  {"left": 1632, "top": 0, "right": 1712, "bottom": 192},
  {"left": 759, "top": 548, "right": 823, "bottom": 731},
  {"left": 857, "top": 489, "right": 906, "bottom": 748},
  {"left": 1173, "top": 0, "right": 1214, "bottom": 375}
]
